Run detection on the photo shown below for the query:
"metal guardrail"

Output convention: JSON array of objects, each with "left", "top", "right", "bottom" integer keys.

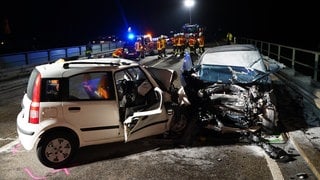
[
  {"left": 237, "top": 38, "right": 320, "bottom": 115},
  {"left": 0, "top": 41, "right": 123, "bottom": 81},
  {"left": 2, "top": 38, "right": 320, "bottom": 84},
  {"left": 238, "top": 38, "right": 320, "bottom": 83}
]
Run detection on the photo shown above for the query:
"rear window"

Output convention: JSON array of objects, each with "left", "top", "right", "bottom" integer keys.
[
  {"left": 41, "top": 79, "right": 61, "bottom": 102},
  {"left": 27, "top": 70, "right": 62, "bottom": 102},
  {"left": 26, "top": 69, "right": 40, "bottom": 99}
]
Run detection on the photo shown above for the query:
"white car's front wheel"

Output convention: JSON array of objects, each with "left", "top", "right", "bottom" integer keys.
[
  {"left": 37, "top": 131, "right": 78, "bottom": 168},
  {"left": 169, "top": 106, "right": 189, "bottom": 137}
]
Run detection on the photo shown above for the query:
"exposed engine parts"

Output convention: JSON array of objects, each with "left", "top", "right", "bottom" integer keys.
[
  {"left": 176, "top": 82, "right": 290, "bottom": 161},
  {"left": 195, "top": 83, "right": 278, "bottom": 134}
]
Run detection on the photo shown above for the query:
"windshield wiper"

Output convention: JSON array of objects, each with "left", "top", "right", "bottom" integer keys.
[{"left": 248, "top": 57, "right": 262, "bottom": 68}]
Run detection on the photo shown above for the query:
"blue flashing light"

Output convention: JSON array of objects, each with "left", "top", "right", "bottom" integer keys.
[{"left": 127, "top": 33, "right": 135, "bottom": 40}]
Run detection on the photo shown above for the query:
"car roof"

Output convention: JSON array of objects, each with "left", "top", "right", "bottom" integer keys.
[
  {"left": 35, "top": 58, "right": 140, "bottom": 78},
  {"left": 198, "top": 44, "right": 266, "bottom": 72},
  {"left": 204, "top": 44, "right": 258, "bottom": 53}
]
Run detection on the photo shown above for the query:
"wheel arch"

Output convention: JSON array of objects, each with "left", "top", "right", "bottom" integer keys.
[
  {"left": 36, "top": 127, "right": 80, "bottom": 168},
  {"left": 38, "top": 127, "right": 79, "bottom": 148}
]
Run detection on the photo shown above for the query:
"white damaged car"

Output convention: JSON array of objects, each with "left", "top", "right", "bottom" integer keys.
[{"left": 17, "top": 58, "right": 187, "bottom": 168}]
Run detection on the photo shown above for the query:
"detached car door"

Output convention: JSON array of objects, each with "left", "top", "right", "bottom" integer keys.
[{"left": 114, "top": 67, "right": 169, "bottom": 142}]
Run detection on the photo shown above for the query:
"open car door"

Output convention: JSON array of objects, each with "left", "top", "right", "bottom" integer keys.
[
  {"left": 145, "top": 67, "right": 178, "bottom": 92},
  {"left": 123, "top": 87, "right": 169, "bottom": 142}
]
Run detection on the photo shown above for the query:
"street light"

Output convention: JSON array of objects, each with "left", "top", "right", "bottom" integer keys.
[{"left": 184, "top": 0, "right": 195, "bottom": 24}]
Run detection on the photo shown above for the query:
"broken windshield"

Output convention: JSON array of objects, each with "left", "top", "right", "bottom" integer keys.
[{"left": 198, "top": 64, "right": 268, "bottom": 84}]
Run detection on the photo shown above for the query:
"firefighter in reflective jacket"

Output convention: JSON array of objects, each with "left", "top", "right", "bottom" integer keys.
[
  {"left": 176, "top": 33, "right": 185, "bottom": 57},
  {"left": 157, "top": 36, "right": 164, "bottom": 59},
  {"left": 135, "top": 38, "right": 144, "bottom": 59},
  {"left": 85, "top": 41, "right": 93, "bottom": 58},
  {"left": 188, "top": 33, "right": 197, "bottom": 54},
  {"left": 172, "top": 34, "right": 178, "bottom": 56},
  {"left": 197, "top": 32, "right": 205, "bottom": 54},
  {"left": 226, "top": 32, "right": 233, "bottom": 44},
  {"left": 112, "top": 48, "right": 123, "bottom": 58},
  {"left": 160, "top": 35, "right": 167, "bottom": 57}
]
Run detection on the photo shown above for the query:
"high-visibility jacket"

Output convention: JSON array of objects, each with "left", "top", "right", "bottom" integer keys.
[
  {"left": 171, "top": 37, "right": 176, "bottom": 47},
  {"left": 177, "top": 36, "right": 185, "bottom": 47},
  {"left": 85, "top": 43, "right": 93, "bottom": 54},
  {"left": 173, "top": 36, "right": 178, "bottom": 47},
  {"left": 135, "top": 41, "right": 143, "bottom": 52},
  {"left": 227, "top": 32, "right": 233, "bottom": 41},
  {"left": 160, "top": 38, "right": 166, "bottom": 49},
  {"left": 112, "top": 48, "right": 123, "bottom": 58},
  {"left": 157, "top": 39, "right": 163, "bottom": 51},
  {"left": 198, "top": 36, "right": 205, "bottom": 47},
  {"left": 188, "top": 37, "right": 197, "bottom": 47}
]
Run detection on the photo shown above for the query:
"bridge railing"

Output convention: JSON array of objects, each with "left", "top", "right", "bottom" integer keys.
[
  {"left": 0, "top": 41, "right": 122, "bottom": 81},
  {"left": 238, "top": 38, "right": 320, "bottom": 83}
]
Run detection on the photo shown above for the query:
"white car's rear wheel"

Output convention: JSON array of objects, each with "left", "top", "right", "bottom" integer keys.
[{"left": 37, "top": 131, "right": 78, "bottom": 168}]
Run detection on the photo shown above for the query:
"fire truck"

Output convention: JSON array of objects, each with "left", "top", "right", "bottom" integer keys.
[
  {"left": 137, "top": 34, "right": 156, "bottom": 56},
  {"left": 182, "top": 23, "right": 204, "bottom": 40}
]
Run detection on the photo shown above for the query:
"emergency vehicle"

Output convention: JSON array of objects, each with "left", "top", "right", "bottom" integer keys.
[
  {"left": 137, "top": 34, "right": 156, "bottom": 56},
  {"left": 182, "top": 23, "right": 204, "bottom": 40}
]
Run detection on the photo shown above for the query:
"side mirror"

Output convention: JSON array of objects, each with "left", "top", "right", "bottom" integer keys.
[
  {"left": 267, "top": 63, "right": 281, "bottom": 73},
  {"left": 263, "top": 56, "right": 285, "bottom": 73}
]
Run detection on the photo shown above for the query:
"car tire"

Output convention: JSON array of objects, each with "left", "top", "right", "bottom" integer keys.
[
  {"left": 262, "top": 106, "right": 278, "bottom": 134},
  {"left": 262, "top": 91, "right": 279, "bottom": 134},
  {"left": 165, "top": 105, "right": 197, "bottom": 147},
  {"left": 36, "top": 131, "right": 78, "bottom": 168},
  {"left": 170, "top": 112, "right": 188, "bottom": 136},
  {"left": 179, "top": 113, "right": 201, "bottom": 146}
]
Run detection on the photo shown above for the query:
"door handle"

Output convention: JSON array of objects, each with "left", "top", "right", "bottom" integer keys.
[{"left": 68, "top": 107, "right": 81, "bottom": 111}]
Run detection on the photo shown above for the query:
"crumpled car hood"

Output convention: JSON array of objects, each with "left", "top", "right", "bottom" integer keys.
[{"left": 199, "top": 50, "right": 266, "bottom": 73}]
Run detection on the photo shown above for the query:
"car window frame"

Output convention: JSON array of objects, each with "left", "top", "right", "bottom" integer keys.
[{"left": 65, "top": 71, "right": 115, "bottom": 101}]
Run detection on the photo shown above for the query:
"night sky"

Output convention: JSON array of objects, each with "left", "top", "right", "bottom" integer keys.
[{"left": 1, "top": 0, "right": 319, "bottom": 53}]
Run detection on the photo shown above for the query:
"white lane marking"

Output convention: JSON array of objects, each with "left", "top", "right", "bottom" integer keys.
[
  {"left": 152, "top": 57, "right": 167, "bottom": 67},
  {"left": 265, "top": 152, "right": 284, "bottom": 180},
  {"left": 0, "top": 137, "right": 17, "bottom": 141},
  {"left": 0, "top": 139, "right": 20, "bottom": 153}
]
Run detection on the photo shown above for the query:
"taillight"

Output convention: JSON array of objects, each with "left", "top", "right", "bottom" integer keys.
[{"left": 29, "top": 74, "right": 41, "bottom": 124}]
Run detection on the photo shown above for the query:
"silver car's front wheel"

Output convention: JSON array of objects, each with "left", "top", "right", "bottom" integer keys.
[{"left": 37, "top": 131, "right": 78, "bottom": 168}]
